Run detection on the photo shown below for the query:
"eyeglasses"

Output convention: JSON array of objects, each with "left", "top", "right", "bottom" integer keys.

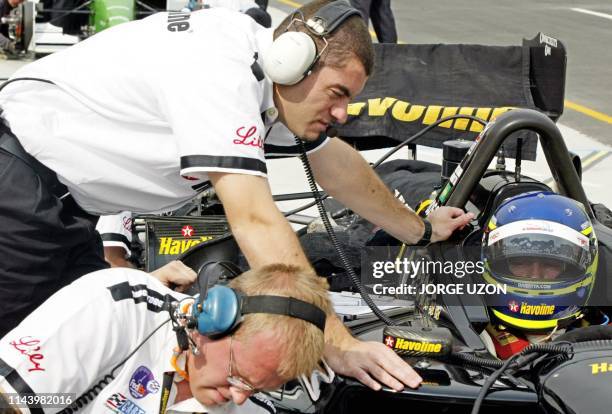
[{"left": 227, "top": 335, "right": 258, "bottom": 393}]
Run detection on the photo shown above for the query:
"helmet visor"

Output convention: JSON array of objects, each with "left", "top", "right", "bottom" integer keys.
[{"left": 486, "top": 221, "right": 591, "bottom": 282}]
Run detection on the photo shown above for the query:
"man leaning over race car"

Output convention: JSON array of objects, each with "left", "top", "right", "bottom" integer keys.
[
  {"left": 0, "top": 0, "right": 472, "bottom": 390},
  {"left": 0, "top": 264, "right": 332, "bottom": 413}
]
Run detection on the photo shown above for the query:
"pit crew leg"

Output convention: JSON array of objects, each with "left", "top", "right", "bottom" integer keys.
[{"left": 0, "top": 151, "right": 107, "bottom": 337}]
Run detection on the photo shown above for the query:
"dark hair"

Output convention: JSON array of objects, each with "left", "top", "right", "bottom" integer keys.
[{"left": 274, "top": 0, "right": 374, "bottom": 76}]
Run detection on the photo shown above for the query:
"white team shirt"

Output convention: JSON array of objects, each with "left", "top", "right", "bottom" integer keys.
[
  {"left": 0, "top": 9, "right": 328, "bottom": 215},
  {"left": 97, "top": 212, "right": 134, "bottom": 256},
  {"left": 202, "top": 0, "right": 259, "bottom": 12},
  {"left": 0, "top": 268, "right": 275, "bottom": 414}
]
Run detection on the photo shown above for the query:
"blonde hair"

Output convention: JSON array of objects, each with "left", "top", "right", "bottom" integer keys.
[{"left": 229, "top": 264, "right": 332, "bottom": 379}]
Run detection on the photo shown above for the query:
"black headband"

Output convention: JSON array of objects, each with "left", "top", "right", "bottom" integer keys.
[
  {"left": 241, "top": 295, "right": 327, "bottom": 331},
  {"left": 306, "top": 0, "right": 361, "bottom": 36}
]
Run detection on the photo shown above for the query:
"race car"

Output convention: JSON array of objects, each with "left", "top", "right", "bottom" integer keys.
[{"left": 124, "top": 33, "right": 611, "bottom": 413}]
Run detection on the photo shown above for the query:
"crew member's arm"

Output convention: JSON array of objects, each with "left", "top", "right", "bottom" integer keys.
[
  {"left": 209, "top": 171, "right": 422, "bottom": 391},
  {"left": 308, "top": 138, "right": 473, "bottom": 243},
  {"left": 104, "top": 246, "right": 134, "bottom": 268},
  {"left": 208, "top": 172, "right": 310, "bottom": 269}
]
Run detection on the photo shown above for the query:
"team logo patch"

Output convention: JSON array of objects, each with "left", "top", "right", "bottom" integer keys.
[
  {"left": 129, "top": 366, "right": 160, "bottom": 399},
  {"left": 9, "top": 336, "right": 45, "bottom": 372},
  {"left": 233, "top": 126, "right": 263, "bottom": 149},
  {"left": 122, "top": 216, "right": 133, "bottom": 232},
  {"left": 105, "top": 393, "right": 145, "bottom": 414}
]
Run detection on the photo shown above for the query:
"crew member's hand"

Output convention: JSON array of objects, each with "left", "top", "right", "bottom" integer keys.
[
  {"left": 151, "top": 260, "right": 197, "bottom": 292},
  {"left": 427, "top": 207, "right": 474, "bottom": 243},
  {"left": 324, "top": 337, "right": 422, "bottom": 391}
]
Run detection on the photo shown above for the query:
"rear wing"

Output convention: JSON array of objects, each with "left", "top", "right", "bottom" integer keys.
[{"left": 337, "top": 33, "right": 566, "bottom": 161}]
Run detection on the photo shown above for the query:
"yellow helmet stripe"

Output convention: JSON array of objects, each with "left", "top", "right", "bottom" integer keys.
[{"left": 491, "top": 309, "right": 564, "bottom": 330}]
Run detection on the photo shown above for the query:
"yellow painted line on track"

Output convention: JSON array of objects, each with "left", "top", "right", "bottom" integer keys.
[
  {"left": 276, "top": 0, "right": 303, "bottom": 9},
  {"left": 543, "top": 150, "right": 609, "bottom": 186},
  {"left": 565, "top": 100, "right": 612, "bottom": 125},
  {"left": 581, "top": 150, "right": 610, "bottom": 170}
]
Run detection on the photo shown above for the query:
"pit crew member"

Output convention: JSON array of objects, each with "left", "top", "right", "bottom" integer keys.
[
  {"left": 0, "top": 0, "right": 472, "bottom": 389},
  {"left": 0, "top": 263, "right": 331, "bottom": 413}
]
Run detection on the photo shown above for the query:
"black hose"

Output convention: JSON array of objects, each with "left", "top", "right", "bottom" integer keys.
[
  {"left": 470, "top": 341, "right": 574, "bottom": 414},
  {"left": 284, "top": 114, "right": 487, "bottom": 217},
  {"left": 296, "top": 138, "right": 395, "bottom": 325},
  {"left": 291, "top": 115, "right": 488, "bottom": 325},
  {"left": 452, "top": 352, "right": 504, "bottom": 369}
]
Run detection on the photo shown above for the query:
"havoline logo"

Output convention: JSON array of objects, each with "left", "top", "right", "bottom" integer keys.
[
  {"left": 388, "top": 336, "right": 443, "bottom": 353},
  {"left": 158, "top": 236, "right": 214, "bottom": 255},
  {"left": 520, "top": 303, "right": 555, "bottom": 316},
  {"left": 590, "top": 362, "right": 612, "bottom": 375},
  {"left": 347, "top": 98, "right": 514, "bottom": 133}
]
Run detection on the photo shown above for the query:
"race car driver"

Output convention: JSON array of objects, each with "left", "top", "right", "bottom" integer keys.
[
  {"left": 480, "top": 191, "right": 604, "bottom": 359},
  {"left": 0, "top": 0, "right": 472, "bottom": 390},
  {"left": 0, "top": 263, "right": 332, "bottom": 413}
]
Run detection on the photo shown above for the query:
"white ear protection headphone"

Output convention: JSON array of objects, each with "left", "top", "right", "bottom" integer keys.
[{"left": 262, "top": 1, "right": 361, "bottom": 86}]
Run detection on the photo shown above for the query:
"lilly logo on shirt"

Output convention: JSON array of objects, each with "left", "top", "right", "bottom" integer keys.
[{"left": 128, "top": 366, "right": 160, "bottom": 399}]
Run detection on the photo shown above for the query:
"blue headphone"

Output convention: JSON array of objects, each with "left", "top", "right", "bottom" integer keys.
[
  {"left": 262, "top": 0, "right": 361, "bottom": 85},
  {"left": 189, "top": 262, "right": 326, "bottom": 338}
]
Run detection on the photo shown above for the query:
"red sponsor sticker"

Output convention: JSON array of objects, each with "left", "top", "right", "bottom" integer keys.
[
  {"left": 9, "top": 336, "right": 45, "bottom": 372},
  {"left": 384, "top": 335, "right": 396, "bottom": 348},
  {"left": 181, "top": 225, "right": 195, "bottom": 238}
]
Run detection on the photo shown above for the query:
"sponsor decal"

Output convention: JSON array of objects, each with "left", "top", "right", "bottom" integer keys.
[
  {"left": 487, "top": 220, "right": 588, "bottom": 248},
  {"left": 488, "top": 228, "right": 503, "bottom": 244},
  {"left": 9, "top": 336, "right": 45, "bottom": 372},
  {"left": 590, "top": 362, "right": 612, "bottom": 375},
  {"left": 391, "top": 337, "right": 442, "bottom": 353},
  {"left": 517, "top": 282, "right": 552, "bottom": 290},
  {"left": 122, "top": 216, "right": 133, "bottom": 232},
  {"left": 539, "top": 33, "right": 558, "bottom": 48},
  {"left": 106, "top": 393, "right": 145, "bottom": 414},
  {"left": 233, "top": 126, "right": 263, "bottom": 149},
  {"left": 132, "top": 289, "right": 165, "bottom": 309},
  {"left": 520, "top": 303, "right": 555, "bottom": 316},
  {"left": 384, "top": 335, "right": 395, "bottom": 348},
  {"left": 167, "top": 10, "right": 191, "bottom": 32},
  {"left": 181, "top": 225, "right": 194, "bottom": 238},
  {"left": 129, "top": 366, "right": 160, "bottom": 399},
  {"left": 508, "top": 301, "right": 519, "bottom": 313},
  {"left": 347, "top": 99, "right": 513, "bottom": 133},
  {"left": 522, "top": 221, "right": 554, "bottom": 233},
  {"left": 157, "top": 236, "right": 214, "bottom": 255}
]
